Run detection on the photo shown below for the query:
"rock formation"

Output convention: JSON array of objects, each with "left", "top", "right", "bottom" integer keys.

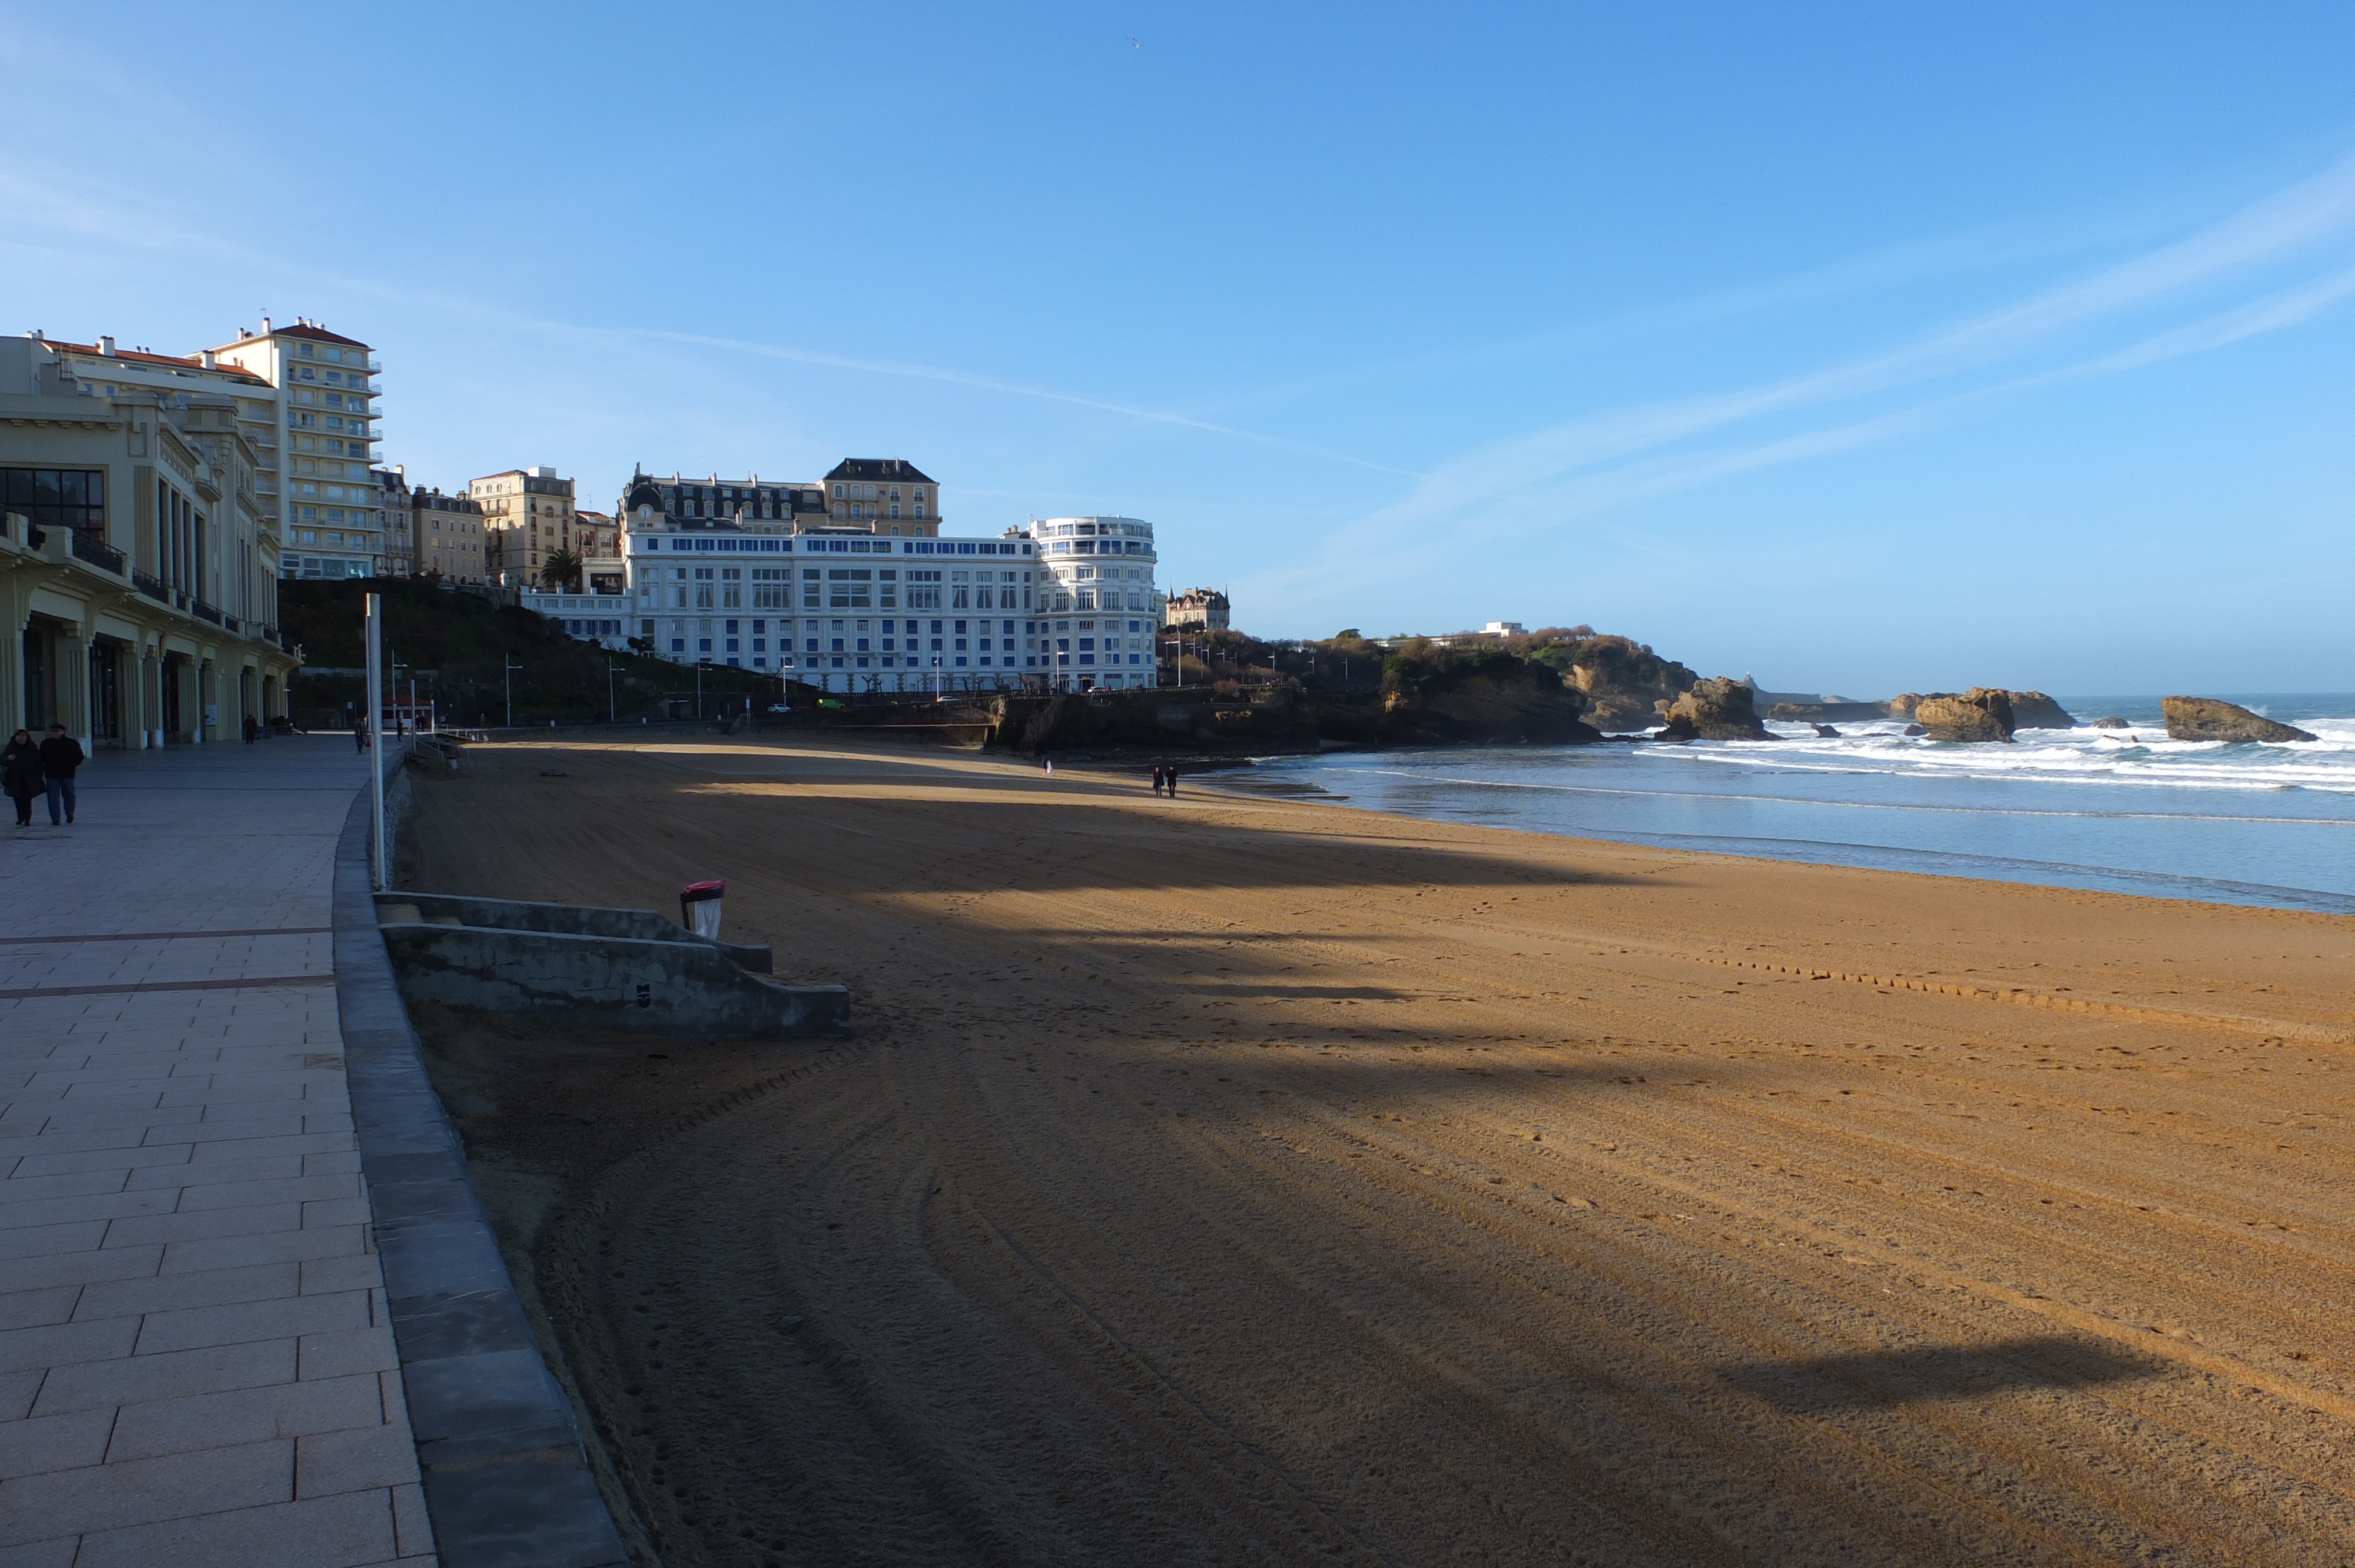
[
  {"left": 2004, "top": 692, "right": 2078, "bottom": 729},
  {"left": 2092, "top": 716, "right": 2130, "bottom": 729},
  {"left": 1379, "top": 647, "right": 1604, "bottom": 745},
  {"left": 1533, "top": 636, "right": 1701, "bottom": 730},
  {"left": 1913, "top": 689, "right": 2015, "bottom": 743},
  {"left": 1653, "top": 677, "right": 1772, "bottom": 741},
  {"left": 1812, "top": 723, "right": 1842, "bottom": 738},
  {"left": 2161, "top": 697, "right": 2317, "bottom": 744}
]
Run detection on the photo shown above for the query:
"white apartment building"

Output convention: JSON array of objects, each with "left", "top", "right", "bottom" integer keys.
[
  {"left": 579, "top": 520, "right": 1159, "bottom": 693},
  {"left": 37, "top": 319, "right": 386, "bottom": 579}
]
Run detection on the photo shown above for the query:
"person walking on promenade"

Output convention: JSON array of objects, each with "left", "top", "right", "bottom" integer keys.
[
  {"left": 354, "top": 714, "right": 370, "bottom": 753},
  {"left": 243, "top": 713, "right": 258, "bottom": 745},
  {"left": 2, "top": 730, "right": 43, "bottom": 828},
  {"left": 38, "top": 724, "right": 83, "bottom": 826}
]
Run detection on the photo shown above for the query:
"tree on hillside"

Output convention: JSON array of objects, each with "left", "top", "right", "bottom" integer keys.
[{"left": 538, "top": 548, "right": 582, "bottom": 590}]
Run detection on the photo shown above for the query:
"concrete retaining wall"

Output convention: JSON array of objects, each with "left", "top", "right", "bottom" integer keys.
[
  {"left": 376, "top": 901, "right": 847, "bottom": 1039},
  {"left": 389, "top": 890, "right": 775, "bottom": 974}
]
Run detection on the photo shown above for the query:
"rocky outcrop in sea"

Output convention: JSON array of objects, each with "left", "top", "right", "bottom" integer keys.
[
  {"left": 1654, "top": 677, "right": 1772, "bottom": 741},
  {"left": 1913, "top": 689, "right": 2015, "bottom": 743},
  {"left": 2161, "top": 697, "right": 2318, "bottom": 743}
]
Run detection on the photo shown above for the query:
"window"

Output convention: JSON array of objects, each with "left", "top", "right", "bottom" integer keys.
[
  {"left": 752, "top": 567, "right": 788, "bottom": 609},
  {"left": 721, "top": 566, "right": 742, "bottom": 608},
  {"left": 0, "top": 468, "right": 106, "bottom": 537},
  {"left": 694, "top": 566, "right": 714, "bottom": 609},
  {"left": 827, "top": 567, "right": 873, "bottom": 609}
]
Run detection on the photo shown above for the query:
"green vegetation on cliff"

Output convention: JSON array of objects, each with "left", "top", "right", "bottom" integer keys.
[{"left": 280, "top": 580, "right": 791, "bottom": 726}]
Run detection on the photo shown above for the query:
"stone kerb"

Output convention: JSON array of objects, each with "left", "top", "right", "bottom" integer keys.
[{"left": 331, "top": 785, "right": 629, "bottom": 1568}]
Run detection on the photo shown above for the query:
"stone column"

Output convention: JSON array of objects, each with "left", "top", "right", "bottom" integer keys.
[
  {"left": 57, "top": 624, "right": 92, "bottom": 750},
  {"left": 138, "top": 646, "right": 158, "bottom": 749}
]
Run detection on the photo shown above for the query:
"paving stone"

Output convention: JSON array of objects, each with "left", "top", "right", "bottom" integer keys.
[
  {"left": 0, "top": 1535, "right": 79, "bottom": 1566},
  {"left": 0, "top": 1437, "right": 290, "bottom": 1545},
  {"left": 101, "top": 1202, "right": 304, "bottom": 1248},
  {"left": 135, "top": 1289, "right": 372, "bottom": 1356},
  {"left": 300, "top": 1254, "right": 384, "bottom": 1297},
  {"left": 106, "top": 1373, "right": 387, "bottom": 1463},
  {"left": 390, "top": 1481, "right": 434, "bottom": 1560},
  {"left": 72, "top": 1262, "right": 297, "bottom": 1323},
  {"left": 297, "top": 1423, "right": 420, "bottom": 1500},
  {"left": 176, "top": 1173, "right": 360, "bottom": 1211},
  {"left": 160, "top": 1221, "right": 365, "bottom": 1275},
  {"left": 9, "top": 1143, "right": 192, "bottom": 1180},
  {"left": 0, "top": 1406, "right": 115, "bottom": 1479},
  {"left": 0, "top": 1371, "right": 38, "bottom": 1422},
  {"left": 0, "top": 1289, "right": 78, "bottom": 1334},
  {"left": 297, "top": 1326, "right": 400, "bottom": 1382},
  {"left": 0, "top": 1317, "right": 139, "bottom": 1376},
  {"left": 32, "top": 1338, "right": 296, "bottom": 1416},
  {"left": 70, "top": 1486, "right": 403, "bottom": 1568},
  {"left": 0, "top": 1221, "right": 108, "bottom": 1262},
  {"left": 0, "top": 1246, "right": 161, "bottom": 1293}
]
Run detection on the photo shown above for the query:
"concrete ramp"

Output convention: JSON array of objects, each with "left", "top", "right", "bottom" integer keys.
[{"left": 376, "top": 892, "right": 848, "bottom": 1038}]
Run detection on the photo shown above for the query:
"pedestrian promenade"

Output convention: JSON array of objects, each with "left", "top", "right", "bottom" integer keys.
[{"left": 0, "top": 737, "right": 436, "bottom": 1567}]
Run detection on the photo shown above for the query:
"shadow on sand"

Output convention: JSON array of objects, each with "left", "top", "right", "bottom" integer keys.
[{"left": 1719, "top": 1333, "right": 2154, "bottom": 1413}]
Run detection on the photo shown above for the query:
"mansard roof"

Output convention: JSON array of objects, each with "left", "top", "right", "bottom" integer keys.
[{"left": 824, "top": 458, "right": 934, "bottom": 484}]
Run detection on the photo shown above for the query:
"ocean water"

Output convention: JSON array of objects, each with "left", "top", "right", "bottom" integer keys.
[{"left": 1217, "top": 695, "right": 2355, "bottom": 915}]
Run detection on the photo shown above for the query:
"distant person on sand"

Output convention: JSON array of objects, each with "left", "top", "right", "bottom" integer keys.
[
  {"left": 1151, "top": 765, "right": 1165, "bottom": 795},
  {"left": 1042, "top": 755, "right": 1054, "bottom": 778},
  {"left": 39, "top": 725, "right": 82, "bottom": 826},
  {"left": 1165, "top": 765, "right": 1179, "bottom": 798},
  {"left": 2, "top": 730, "right": 43, "bottom": 828}
]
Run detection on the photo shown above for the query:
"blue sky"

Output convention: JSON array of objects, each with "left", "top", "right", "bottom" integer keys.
[{"left": 4, "top": 2, "right": 2351, "bottom": 695}]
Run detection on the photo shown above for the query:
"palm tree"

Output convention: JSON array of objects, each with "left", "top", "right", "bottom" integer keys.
[{"left": 538, "top": 547, "right": 582, "bottom": 590}]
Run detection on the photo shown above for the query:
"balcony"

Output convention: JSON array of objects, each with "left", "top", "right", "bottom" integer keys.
[
  {"left": 132, "top": 570, "right": 171, "bottom": 604},
  {"left": 69, "top": 530, "right": 125, "bottom": 574},
  {"left": 190, "top": 600, "right": 225, "bottom": 627}
]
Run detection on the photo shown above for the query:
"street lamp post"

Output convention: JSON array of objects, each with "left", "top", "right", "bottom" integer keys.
[
  {"left": 503, "top": 656, "right": 521, "bottom": 728},
  {"left": 606, "top": 659, "right": 618, "bottom": 725}
]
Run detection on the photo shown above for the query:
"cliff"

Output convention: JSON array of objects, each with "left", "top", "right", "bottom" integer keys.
[
  {"left": 1379, "top": 646, "right": 1604, "bottom": 744},
  {"left": 1529, "top": 636, "right": 1701, "bottom": 730}
]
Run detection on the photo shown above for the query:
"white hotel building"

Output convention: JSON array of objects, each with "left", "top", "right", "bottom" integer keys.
[{"left": 527, "top": 507, "right": 1163, "bottom": 695}]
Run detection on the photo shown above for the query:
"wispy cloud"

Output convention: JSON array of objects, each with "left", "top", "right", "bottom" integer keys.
[{"left": 1252, "top": 149, "right": 2355, "bottom": 616}]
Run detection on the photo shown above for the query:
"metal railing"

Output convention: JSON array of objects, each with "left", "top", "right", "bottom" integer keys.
[
  {"left": 190, "top": 600, "right": 224, "bottom": 626},
  {"left": 132, "top": 569, "right": 171, "bottom": 603},
  {"left": 69, "top": 530, "right": 125, "bottom": 574}
]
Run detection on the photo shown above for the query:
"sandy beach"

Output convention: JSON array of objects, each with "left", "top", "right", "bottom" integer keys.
[{"left": 403, "top": 733, "right": 2355, "bottom": 1567}]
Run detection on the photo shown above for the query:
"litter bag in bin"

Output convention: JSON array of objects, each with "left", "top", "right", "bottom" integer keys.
[{"left": 680, "top": 879, "right": 726, "bottom": 941}]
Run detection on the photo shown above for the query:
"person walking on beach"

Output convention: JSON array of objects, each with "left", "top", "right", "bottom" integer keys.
[
  {"left": 2, "top": 730, "right": 44, "bottom": 828},
  {"left": 38, "top": 724, "right": 83, "bottom": 826},
  {"left": 1151, "top": 765, "right": 1166, "bottom": 795},
  {"left": 1165, "top": 764, "right": 1179, "bottom": 799}
]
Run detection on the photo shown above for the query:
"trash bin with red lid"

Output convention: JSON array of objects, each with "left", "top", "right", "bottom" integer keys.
[{"left": 680, "top": 879, "right": 727, "bottom": 941}]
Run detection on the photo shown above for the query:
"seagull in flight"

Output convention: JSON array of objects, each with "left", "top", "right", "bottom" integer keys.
[{"left": 1127, "top": 35, "right": 1142, "bottom": 47}]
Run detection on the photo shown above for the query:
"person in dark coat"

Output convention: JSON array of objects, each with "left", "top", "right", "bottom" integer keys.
[
  {"left": 2, "top": 730, "right": 43, "bottom": 828},
  {"left": 1151, "top": 765, "right": 1165, "bottom": 795},
  {"left": 38, "top": 724, "right": 83, "bottom": 825},
  {"left": 1165, "top": 765, "right": 1180, "bottom": 798}
]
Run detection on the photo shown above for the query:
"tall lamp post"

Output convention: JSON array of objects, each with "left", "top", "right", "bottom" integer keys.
[
  {"left": 503, "top": 656, "right": 522, "bottom": 729},
  {"left": 606, "top": 659, "right": 619, "bottom": 725}
]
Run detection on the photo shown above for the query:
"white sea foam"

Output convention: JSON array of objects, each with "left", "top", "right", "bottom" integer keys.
[{"left": 1244, "top": 697, "right": 2355, "bottom": 909}]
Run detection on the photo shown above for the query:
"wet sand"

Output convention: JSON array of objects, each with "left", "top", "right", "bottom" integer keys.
[{"left": 403, "top": 734, "right": 2355, "bottom": 1567}]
